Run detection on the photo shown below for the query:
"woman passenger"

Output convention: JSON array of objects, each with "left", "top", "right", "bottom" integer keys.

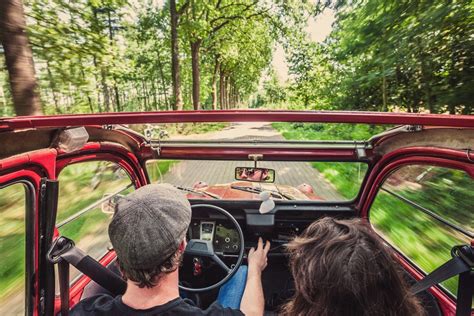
[{"left": 281, "top": 217, "right": 424, "bottom": 316}]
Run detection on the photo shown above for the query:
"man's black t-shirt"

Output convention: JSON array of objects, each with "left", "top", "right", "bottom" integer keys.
[{"left": 70, "top": 295, "right": 244, "bottom": 316}]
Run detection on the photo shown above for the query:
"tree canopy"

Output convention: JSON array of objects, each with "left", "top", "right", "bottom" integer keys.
[{"left": 0, "top": 0, "right": 472, "bottom": 115}]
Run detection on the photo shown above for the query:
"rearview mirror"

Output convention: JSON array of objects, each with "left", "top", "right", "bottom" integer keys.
[
  {"left": 101, "top": 193, "right": 124, "bottom": 214},
  {"left": 235, "top": 167, "right": 275, "bottom": 183}
]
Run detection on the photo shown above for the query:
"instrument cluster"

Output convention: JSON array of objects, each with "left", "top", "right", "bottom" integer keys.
[{"left": 189, "top": 220, "right": 241, "bottom": 253}]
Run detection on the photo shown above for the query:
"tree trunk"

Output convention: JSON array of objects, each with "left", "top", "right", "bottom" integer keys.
[
  {"left": 156, "top": 49, "right": 169, "bottom": 110},
  {"left": 219, "top": 69, "right": 225, "bottom": 110},
  {"left": 142, "top": 80, "right": 149, "bottom": 111},
  {"left": 190, "top": 40, "right": 201, "bottom": 110},
  {"left": 211, "top": 58, "right": 220, "bottom": 110},
  {"left": 225, "top": 75, "right": 230, "bottom": 109},
  {"left": 151, "top": 79, "right": 158, "bottom": 110},
  {"left": 229, "top": 78, "right": 232, "bottom": 109},
  {"left": 0, "top": 0, "right": 42, "bottom": 116},
  {"left": 113, "top": 83, "right": 120, "bottom": 112},
  {"left": 382, "top": 75, "right": 387, "bottom": 112},
  {"left": 77, "top": 57, "right": 94, "bottom": 113},
  {"left": 170, "top": 0, "right": 183, "bottom": 110},
  {"left": 100, "top": 68, "right": 110, "bottom": 112},
  {"left": 46, "top": 61, "right": 60, "bottom": 113},
  {"left": 92, "top": 55, "right": 102, "bottom": 112}
]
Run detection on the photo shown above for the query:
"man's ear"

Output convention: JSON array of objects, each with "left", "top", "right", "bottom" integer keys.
[{"left": 178, "top": 239, "right": 187, "bottom": 252}]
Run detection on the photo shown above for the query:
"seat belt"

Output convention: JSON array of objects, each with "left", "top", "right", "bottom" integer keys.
[
  {"left": 411, "top": 244, "right": 473, "bottom": 316},
  {"left": 57, "top": 260, "right": 70, "bottom": 316},
  {"left": 47, "top": 236, "right": 127, "bottom": 315}
]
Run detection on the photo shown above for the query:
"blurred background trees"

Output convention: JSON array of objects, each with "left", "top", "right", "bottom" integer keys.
[
  {"left": 270, "top": 0, "right": 474, "bottom": 114},
  {"left": 0, "top": 0, "right": 472, "bottom": 116}
]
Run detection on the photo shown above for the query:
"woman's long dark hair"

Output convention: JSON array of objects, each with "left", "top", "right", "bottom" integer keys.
[{"left": 281, "top": 217, "right": 424, "bottom": 316}]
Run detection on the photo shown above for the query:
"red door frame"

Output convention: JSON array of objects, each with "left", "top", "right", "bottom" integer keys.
[
  {"left": 0, "top": 142, "right": 148, "bottom": 315},
  {"left": 0, "top": 148, "right": 58, "bottom": 316},
  {"left": 358, "top": 147, "right": 474, "bottom": 316}
]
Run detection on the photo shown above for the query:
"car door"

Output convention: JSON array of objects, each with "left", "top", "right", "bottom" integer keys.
[
  {"left": 359, "top": 128, "right": 474, "bottom": 315},
  {"left": 0, "top": 148, "right": 57, "bottom": 316},
  {"left": 0, "top": 125, "right": 150, "bottom": 315}
]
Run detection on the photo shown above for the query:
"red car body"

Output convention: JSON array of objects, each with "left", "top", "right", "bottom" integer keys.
[{"left": 0, "top": 110, "right": 472, "bottom": 316}]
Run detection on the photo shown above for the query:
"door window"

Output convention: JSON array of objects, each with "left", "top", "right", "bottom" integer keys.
[
  {"left": 0, "top": 183, "right": 30, "bottom": 315},
  {"left": 370, "top": 165, "right": 473, "bottom": 297},
  {"left": 56, "top": 161, "right": 134, "bottom": 282}
]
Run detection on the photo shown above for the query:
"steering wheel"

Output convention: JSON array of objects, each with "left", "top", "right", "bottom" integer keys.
[{"left": 179, "top": 204, "right": 245, "bottom": 292}]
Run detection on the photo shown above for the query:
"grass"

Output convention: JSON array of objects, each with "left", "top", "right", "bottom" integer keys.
[
  {"left": 146, "top": 160, "right": 178, "bottom": 183},
  {"left": 371, "top": 192, "right": 467, "bottom": 295},
  {"left": 312, "top": 162, "right": 368, "bottom": 200},
  {"left": 0, "top": 184, "right": 25, "bottom": 303},
  {"left": 273, "top": 122, "right": 470, "bottom": 297},
  {"left": 272, "top": 122, "right": 387, "bottom": 141}
]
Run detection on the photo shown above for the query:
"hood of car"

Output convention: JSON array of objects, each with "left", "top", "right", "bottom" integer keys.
[{"left": 183, "top": 181, "right": 322, "bottom": 200}]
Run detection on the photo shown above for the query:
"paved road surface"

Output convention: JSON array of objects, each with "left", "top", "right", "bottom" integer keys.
[{"left": 163, "top": 122, "right": 342, "bottom": 200}]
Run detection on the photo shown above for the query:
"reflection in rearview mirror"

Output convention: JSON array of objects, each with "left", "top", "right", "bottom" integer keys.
[{"left": 235, "top": 167, "right": 275, "bottom": 183}]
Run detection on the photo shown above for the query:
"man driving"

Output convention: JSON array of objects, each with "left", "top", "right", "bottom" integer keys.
[{"left": 71, "top": 184, "right": 270, "bottom": 316}]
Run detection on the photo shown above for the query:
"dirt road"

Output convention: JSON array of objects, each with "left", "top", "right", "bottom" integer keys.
[{"left": 163, "top": 122, "right": 342, "bottom": 200}]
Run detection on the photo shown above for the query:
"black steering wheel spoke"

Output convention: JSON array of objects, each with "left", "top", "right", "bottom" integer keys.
[{"left": 211, "top": 254, "right": 231, "bottom": 273}]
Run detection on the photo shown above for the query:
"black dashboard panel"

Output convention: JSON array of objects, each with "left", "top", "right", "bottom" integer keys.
[{"left": 188, "top": 200, "right": 357, "bottom": 256}]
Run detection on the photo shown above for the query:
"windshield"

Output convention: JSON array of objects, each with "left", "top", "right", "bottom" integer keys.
[
  {"left": 146, "top": 160, "right": 367, "bottom": 201},
  {"left": 143, "top": 121, "right": 372, "bottom": 201}
]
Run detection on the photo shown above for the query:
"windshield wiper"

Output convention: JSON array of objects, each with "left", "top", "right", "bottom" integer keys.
[
  {"left": 175, "top": 186, "right": 220, "bottom": 199},
  {"left": 230, "top": 185, "right": 293, "bottom": 200}
]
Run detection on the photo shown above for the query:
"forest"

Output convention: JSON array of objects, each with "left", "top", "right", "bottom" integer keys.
[{"left": 0, "top": 0, "right": 472, "bottom": 116}]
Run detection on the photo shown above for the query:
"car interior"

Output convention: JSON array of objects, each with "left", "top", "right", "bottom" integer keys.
[
  {"left": 78, "top": 198, "right": 443, "bottom": 315},
  {"left": 0, "top": 113, "right": 472, "bottom": 316}
]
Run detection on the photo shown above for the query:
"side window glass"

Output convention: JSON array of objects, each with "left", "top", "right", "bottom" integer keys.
[
  {"left": 370, "top": 165, "right": 473, "bottom": 297},
  {"left": 57, "top": 161, "right": 133, "bottom": 281},
  {"left": 146, "top": 160, "right": 177, "bottom": 183},
  {"left": 0, "top": 183, "right": 28, "bottom": 315}
]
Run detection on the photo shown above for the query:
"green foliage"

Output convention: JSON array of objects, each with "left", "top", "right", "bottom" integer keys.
[
  {"left": 371, "top": 191, "right": 468, "bottom": 296},
  {"left": 312, "top": 162, "right": 367, "bottom": 199},
  {"left": 2, "top": 0, "right": 473, "bottom": 114},
  {"left": 1, "top": 0, "right": 290, "bottom": 114},
  {"left": 146, "top": 160, "right": 177, "bottom": 183},
  {"left": 252, "top": 68, "right": 287, "bottom": 108},
  {"left": 272, "top": 122, "right": 386, "bottom": 141},
  {"left": 281, "top": 0, "right": 474, "bottom": 113},
  {"left": 0, "top": 184, "right": 25, "bottom": 302}
]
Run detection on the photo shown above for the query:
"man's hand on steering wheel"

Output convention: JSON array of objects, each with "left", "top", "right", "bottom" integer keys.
[{"left": 248, "top": 237, "right": 270, "bottom": 276}]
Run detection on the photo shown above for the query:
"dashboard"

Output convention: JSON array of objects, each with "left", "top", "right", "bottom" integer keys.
[
  {"left": 182, "top": 202, "right": 356, "bottom": 309},
  {"left": 187, "top": 202, "right": 355, "bottom": 258},
  {"left": 189, "top": 220, "right": 241, "bottom": 253}
]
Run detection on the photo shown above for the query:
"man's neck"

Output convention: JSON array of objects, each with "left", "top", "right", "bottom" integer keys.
[{"left": 121, "top": 270, "right": 180, "bottom": 310}]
